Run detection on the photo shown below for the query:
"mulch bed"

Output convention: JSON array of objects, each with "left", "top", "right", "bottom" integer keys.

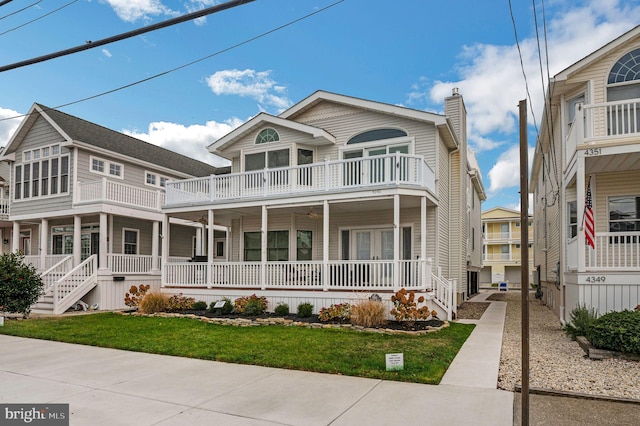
[{"left": 172, "top": 310, "right": 444, "bottom": 332}]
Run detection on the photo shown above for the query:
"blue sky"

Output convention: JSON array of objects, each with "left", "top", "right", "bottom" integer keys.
[{"left": 1, "top": 0, "right": 639, "bottom": 211}]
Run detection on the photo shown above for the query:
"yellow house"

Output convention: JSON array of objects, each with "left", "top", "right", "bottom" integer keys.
[{"left": 480, "top": 207, "right": 533, "bottom": 286}]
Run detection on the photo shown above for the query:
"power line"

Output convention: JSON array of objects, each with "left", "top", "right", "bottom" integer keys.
[
  {"left": 0, "top": 1, "right": 15, "bottom": 8},
  {"left": 0, "top": 0, "right": 345, "bottom": 122},
  {"left": 0, "top": 1, "right": 78, "bottom": 37},
  {"left": 0, "top": 0, "right": 256, "bottom": 73},
  {"left": 0, "top": 0, "right": 43, "bottom": 21}
]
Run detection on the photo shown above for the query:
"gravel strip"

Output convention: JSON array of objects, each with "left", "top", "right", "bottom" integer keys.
[
  {"left": 490, "top": 291, "right": 640, "bottom": 400},
  {"left": 456, "top": 301, "right": 491, "bottom": 320}
]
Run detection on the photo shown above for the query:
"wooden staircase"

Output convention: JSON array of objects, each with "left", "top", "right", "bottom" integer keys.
[{"left": 31, "top": 255, "right": 98, "bottom": 315}]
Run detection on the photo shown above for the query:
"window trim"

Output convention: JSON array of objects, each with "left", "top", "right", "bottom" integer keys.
[
  {"left": 241, "top": 144, "right": 294, "bottom": 172},
  {"left": 122, "top": 228, "right": 139, "bottom": 255},
  {"left": 608, "top": 194, "right": 640, "bottom": 233},
  {"left": 144, "top": 171, "right": 171, "bottom": 188},
  {"left": 14, "top": 149, "right": 70, "bottom": 202},
  {"left": 255, "top": 128, "right": 280, "bottom": 144},
  {"left": 90, "top": 155, "right": 124, "bottom": 179}
]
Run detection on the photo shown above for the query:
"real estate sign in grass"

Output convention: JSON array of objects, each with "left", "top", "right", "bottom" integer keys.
[{"left": 0, "top": 313, "right": 474, "bottom": 384}]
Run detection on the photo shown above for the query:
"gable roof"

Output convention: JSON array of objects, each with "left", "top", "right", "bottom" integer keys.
[
  {"left": 2, "top": 104, "right": 219, "bottom": 178},
  {"left": 208, "top": 112, "right": 335, "bottom": 154},
  {"left": 554, "top": 25, "right": 640, "bottom": 82}
]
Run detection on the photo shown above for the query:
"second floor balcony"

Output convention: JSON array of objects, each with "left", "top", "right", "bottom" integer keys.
[
  {"left": 165, "top": 153, "right": 436, "bottom": 207},
  {"left": 0, "top": 198, "right": 8, "bottom": 220},
  {"left": 75, "top": 178, "right": 165, "bottom": 212},
  {"left": 566, "top": 98, "right": 640, "bottom": 166}
]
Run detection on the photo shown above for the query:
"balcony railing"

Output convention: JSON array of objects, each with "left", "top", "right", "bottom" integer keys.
[
  {"left": 165, "top": 153, "right": 436, "bottom": 206},
  {"left": 483, "top": 253, "right": 519, "bottom": 262},
  {"left": 75, "top": 178, "right": 165, "bottom": 212},
  {"left": 0, "top": 198, "right": 8, "bottom": 219}
]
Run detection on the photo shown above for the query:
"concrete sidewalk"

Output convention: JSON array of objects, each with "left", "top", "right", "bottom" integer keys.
[{"left": 0, "top": 298, "right": 512, "bottom": 426}]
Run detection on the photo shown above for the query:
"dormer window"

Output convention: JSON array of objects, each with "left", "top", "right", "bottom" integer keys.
[{"left": 256, "top": 128, "right": 279, "bottom": 144}]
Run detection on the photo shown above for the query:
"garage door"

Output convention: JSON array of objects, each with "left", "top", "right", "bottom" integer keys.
[
  {"left": 505, "top": 266, "right": 521, "bottom": 284},
  {"left": 479, "top": 267, "right": 492, "bottom": 284}
]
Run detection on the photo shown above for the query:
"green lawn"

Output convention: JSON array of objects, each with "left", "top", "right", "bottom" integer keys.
[{"left": 0, "top": 313, "right": 474, "bottom": 384}]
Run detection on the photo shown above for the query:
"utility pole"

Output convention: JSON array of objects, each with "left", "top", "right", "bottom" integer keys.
[{"left": 519, "top": 99, "right": 530, "bottom": 425}]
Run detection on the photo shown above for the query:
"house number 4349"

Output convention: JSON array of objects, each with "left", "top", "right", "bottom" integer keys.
[{"left": 585, "top": 276, "right": 606, "bottom": 283}]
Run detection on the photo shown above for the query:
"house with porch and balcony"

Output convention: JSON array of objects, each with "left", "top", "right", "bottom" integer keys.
[
  {"left": 162, "top": 90, "right": 485, "bottom": 320},
  {"left": 0, "top": 103, "right": 220, "bottom": 314},
  {"left": 532, "top": 25, "right": 640, "bottom": 322}
]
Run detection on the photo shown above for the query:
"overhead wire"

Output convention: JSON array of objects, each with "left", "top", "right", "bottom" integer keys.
[
  {"left": 0, "top": 0, "right": 345, "bottom": 122},
  {"left": 0, "top": 0, "right": 78, "bottom": 37},
  {"left": 0, "top": 0, "right": 43, "bottom": 21},
  {"left": 0, "top": 0, "right": 255, "bottom": 72}
]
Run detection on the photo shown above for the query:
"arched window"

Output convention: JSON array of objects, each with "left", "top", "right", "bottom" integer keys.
[
  {"left": 607, "top": 48, "right": 640, "bottom": 102},
  {"left": 347, "top": 128, "right": 407, "bottom": 145},
  {"left": 256, "top": 128, "right": 279, "bottom": 144},
  {"left": 608, "top": 48, "right": 640, "bottom": 84}
]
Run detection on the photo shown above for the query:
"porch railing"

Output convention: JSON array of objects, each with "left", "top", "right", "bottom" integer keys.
[
  {"left": 76, "top": 178, "right": 165, "bottom": 211},
  {"left": 24, "top": 255, "right": 71, "bottom": 271},
  {"left": 0, "top": 198, "right": 8, "bottom": 219},
  {"left": 587, "top": 232, "right": 640, "bottom": 270},
  {"left": 53, "top": 255, "right": 98, "bottom": 314},
  {"left": 107, "top": 254, "right": 159, "bottom": 274},
  {"left": 40, "top": 255, "right": 74, "bottom": 292},
  {"left": 165, "top": 153, "right": 436, "bottom": 206},
  {"left": 163, "top": 259, "right": 432, "bottom": 291}
]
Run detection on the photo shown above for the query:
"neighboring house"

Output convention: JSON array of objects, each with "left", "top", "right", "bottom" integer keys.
[
  {"left": 480, "top": 207, "right": 533, "bottom": 286},
  {"left": 0, "top": 103, "right": 220, "bottom": 314},
  {"left": 162, "top": 90, "right": 485, "bottom": 320},
  {"left": 531, "top": 25, "right": 640, "bottom": 322}
]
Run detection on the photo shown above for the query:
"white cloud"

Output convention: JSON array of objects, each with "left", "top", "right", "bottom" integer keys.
[
  {"left": 412, "top": 0, "right": 640, "bottom": 140},
  {"left": 102, "top": 49, "right": 112, "bottom": 58},
  {"left": 123, "top": 118, "right": 244, "bottom": 167},
  {"left": 102, "top": 0, "right": 177, "bottom": 22},
  {"left": 487, "top": 144, "right": 535, "bottom": 194},
  {"left": 0, "top": 108, "right": 24, "bottom": 148},
  {"left": 206, "top": 69, "right": 292, "bottom": 112}
]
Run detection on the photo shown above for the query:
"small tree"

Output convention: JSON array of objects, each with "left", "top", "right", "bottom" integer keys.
[{"left": 0, "top": 252, "right": 44, "bottom": 318}]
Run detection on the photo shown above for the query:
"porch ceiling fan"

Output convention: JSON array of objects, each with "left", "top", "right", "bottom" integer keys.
[{"left": 295, "top": 207, "right": 323, "bottom": 220}]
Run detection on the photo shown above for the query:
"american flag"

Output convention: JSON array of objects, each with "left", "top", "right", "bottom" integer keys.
[{"left": 585, "top": 179, "right": 595, "bottom": 249}]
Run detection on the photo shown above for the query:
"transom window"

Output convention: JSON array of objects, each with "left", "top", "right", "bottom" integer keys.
[
  {"left": 348, "top": 128, "right": 407, "bottom": 144},
  {"left": 256, "top": 128, "right": 279, "bottom": 144},
  {"left": 608, "top": 48, "right": 640, "bottom": 84},
  {"left": 15, "top": 144, "right": 68, "bottom": 200},
  {"left": 90, "top": 156, "right": 123, "bottom": 179}
]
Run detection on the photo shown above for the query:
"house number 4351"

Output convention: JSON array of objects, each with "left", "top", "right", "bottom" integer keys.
[{"left": 584, "top": 148, "right": 602, "bottom": 156}]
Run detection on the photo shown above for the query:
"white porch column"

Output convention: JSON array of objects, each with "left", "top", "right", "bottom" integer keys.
[
  {"left": 421, "top": 196, "right": 427, "bottom": 286},
  {"left": 261, "top": 205, "right": 268, "bottom": 290},
  {"left": 40, "top": 218, "right": 48, "bottom": 267},
  {"left": 73, "top": 215, "right": 82, "bottom": 267},
  {"left": 161, "top": 214, "right": 169, "bottom": 286},
  {"left": 207, "top": 210, "right": 214, "bottom": 289},
  {"left": 12, "top": 221, "right": 19, "bottom": 252},
  {"left": 393, "top": 194, "right": 400, "bottom": 291},
  {"left": 208, "top": 210, "right": 215, "bottom": 261},
  {"left": 195, "top": 227, "right": 203, "bottom": 256},
  {"left": 576, "top": 153, "right": 586, "bottom": 273},
  {"left": 151, "top": 221, "right": 160, "bottom": 271},
  {"left": 99, "top": 213, "right": 108, "bottom": 270},
  {"left": 323, "top": 200, "right": 329, "bottom": 291}
]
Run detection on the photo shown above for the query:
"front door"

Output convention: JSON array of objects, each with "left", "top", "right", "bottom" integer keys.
[{"left": 352, "top": 229, "right": 394, "bottom": 285}]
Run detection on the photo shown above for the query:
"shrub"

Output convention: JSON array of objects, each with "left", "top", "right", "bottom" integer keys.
[
  {"left": 390, "top": 288, "right": 432, "bottom": 326},
  {"left": 318, "top": 303, "right": 351, "bottom": 322},
  {"left": 234, "top": 294, "right": 268, "bottom": 315},
  {"left": 0, "top": 252, "right": 44, "bottom": 317},
  {"left": 274, "top": 302, "right": 290, "bottom": 316},
  {"left": 351, "top": 300, "right": 387, "bottom": 328},
  {"left": 586, "top": 310, "right": 640, "bottom": 355},
  {"left": 209, "top": 298, "right": 233, "bottom": 315},
  {"left": 192, "top": 300, "right": 208, "bottom": 311},
  {"left": 138, "top": 291, "right": 169, "bottom": 314},
  {"left": 166, "top": 293, "right": 196, "bottom": 312},
  {"left": 297, "top": 302, "right": 314, "bottom": 318},
  {"left": 124, "top": 284, "right": 151, "bottom": 308},
  {"left": 563, "top": 304, "right": 598, "bottom": 339}
]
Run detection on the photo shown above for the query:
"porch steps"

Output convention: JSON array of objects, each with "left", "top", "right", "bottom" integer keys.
[{"left": 31, "top": 295, "right": 54, "bottom": 314}]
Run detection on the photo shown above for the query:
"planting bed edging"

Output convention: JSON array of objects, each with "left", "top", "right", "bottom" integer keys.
[{"left": 118, "top": 311, "right": 450, "bottom": 335}]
